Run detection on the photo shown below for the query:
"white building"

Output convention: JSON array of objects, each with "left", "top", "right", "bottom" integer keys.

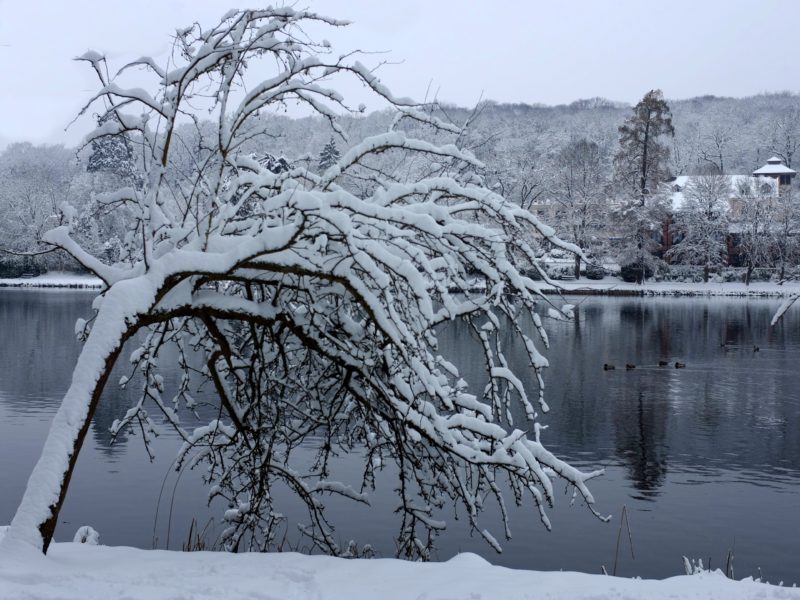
[{"left": 752, "top": 156, "right": 797, "bottom": 187}]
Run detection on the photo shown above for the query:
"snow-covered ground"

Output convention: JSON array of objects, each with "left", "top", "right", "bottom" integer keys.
[
  {"left": 0, "top": 530, "right": 796, "bottom": 600},
  {"left": 0, "top": 272, "right": 102, "bottom": 289},
  {"left": 546, "top": 277, "right": 800, "bottom": 297},
  {"left": 0, "top": 544, "right": 795, "bottom": 600}
]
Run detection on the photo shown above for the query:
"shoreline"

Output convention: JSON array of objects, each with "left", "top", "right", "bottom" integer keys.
[
  {"left": 3, "top": 273, "right": 800, "bottom": 298},
  {"left": 542, "top": 282, "right": 800, "bottom": 297},
  {"left": 0, "top": 272, "right": 103, "bottom": 290},
  {"left": 0, "top": 282, "right": 103, "bottom": 289}
]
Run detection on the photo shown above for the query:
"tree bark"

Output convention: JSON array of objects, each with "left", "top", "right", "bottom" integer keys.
[
  {"left": 38, "top": 342, "right": 127, "bottom": 551},
  {"left": 640, "top": 118, "right": 651, "bottom": 205}
]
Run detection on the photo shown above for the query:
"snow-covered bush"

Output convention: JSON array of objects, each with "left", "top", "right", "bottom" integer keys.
[
  {"left": 620, "top": 262, "right": 654, "bottom": 283},
  {"left": 584, "top": 264, "right": 605, "bottom": 280},
  {"left": 665, "top": 265, "right": 704, "bottom": 283},
  {"left": 547, "top": 264, "right": 574, "bottom": 280},
  {"left": 72, "top": 526, "right": 100, "bottom": 545},
  {"left": 1, "top": 8, "right": 603, "bottom": 556},
  {"left": 721, "top": 269, "right": 743, "bottom": 283},
  {"left": 683, "top": 556, "right": 706, "bottom": 576}
]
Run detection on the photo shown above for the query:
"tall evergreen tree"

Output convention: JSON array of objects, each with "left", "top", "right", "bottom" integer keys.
[
  {"left": 86, "top": 113, "right": 135, "bottom": 180},
  {"left": 614, "top": 90, "right": 675, "bottom": 204},
  {"left": 318, "top": 136, "right": 341, "bottom": 170}
]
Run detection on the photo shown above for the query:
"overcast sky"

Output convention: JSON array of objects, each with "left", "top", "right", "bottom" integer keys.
[{"left": 0, "top": 0, "right": 797, "bottom": 146}]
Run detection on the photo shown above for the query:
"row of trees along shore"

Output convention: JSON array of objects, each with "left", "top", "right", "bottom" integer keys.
[{"left": 2, "top": 88, "right": 798, "bottom": 283}]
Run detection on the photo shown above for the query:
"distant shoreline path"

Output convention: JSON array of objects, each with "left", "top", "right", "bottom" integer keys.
[
  {"left": 0, "top": 272, "right": 102, "bottom": 289},
  {"left": 3, "top": 273, "right": 800, "bottom": 298},
  {"left": 542, "top": 279, "right": 800, "bottom": 297}
]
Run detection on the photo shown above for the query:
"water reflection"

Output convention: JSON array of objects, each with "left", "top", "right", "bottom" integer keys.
[
  {"left": 522, "top": 297, "right": 800, "bottom": 484},
  {"left": 612, "top": 391, "right": 668, "bottom": 498},
  {"left": 2, "top": 290, "right": 800, "bottom": 580},
  {"left": 91, "top": 383, "right": 130, "bottom": 456}
]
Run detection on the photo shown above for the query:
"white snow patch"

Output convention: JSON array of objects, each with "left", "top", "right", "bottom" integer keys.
[{"left": 0, "top": 534, "right": 794, "bottom": 600}]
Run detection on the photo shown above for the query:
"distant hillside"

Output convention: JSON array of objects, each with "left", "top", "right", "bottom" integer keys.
[{"left": 231, "top": 92, "right": 799, "bottom": 180}]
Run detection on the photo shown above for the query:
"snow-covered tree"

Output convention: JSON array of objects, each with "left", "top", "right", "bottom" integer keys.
[
  {"left": 86, "top": 113, "right": 137, "bottom": 181},
  {"left": 317, "top": 136, "right": 341, "bottom": 170},
  {"left": 613, "top": 195, "right": 668, "bottom": 283},
  {"left": 736, "top": 179, "right": 775, "bottom": 285},
  {"left": 551, "top": 137, "right": 610, "bottom": 278},
  {"left": 765, "top": 102, "right": 800, "bottom": 169},
  {"left": 609, "top": 92, "right": 676, "bottom": 282},
  {"left": 768, "top": 189, "right": 800, "bottom": 280},
  {"left": 0, "top": 143, "right": 78, "bottom": 272},
  {"left": 1, "top": 8, "right": 603, "bottom": 556},
  {"left": 485, "top": 139, "right": 552, "bottom": 212},
  {"left": 613, "top": 90, "right": 675, "bottom": 205},
  {"left": 697, "top": 122, "right": 736, "bottom": 175},
  {"left": 666, "top": 175, "right": 730, "bottom": 281}
]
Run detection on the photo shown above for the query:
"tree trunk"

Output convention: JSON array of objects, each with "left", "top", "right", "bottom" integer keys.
[
  {"left": 574, "top": 255, "right": 581, "bottom": 280},
  {"left": 745, "top": 263, "right": 753, "bottom": 286},
  {"left": 640, "top": 119, "right": 650, "bottom": 206},
  {"left": 0, "top": 289, "right": 139, "bottom": 553},
  {"left": 703, "top": 264, "right": 709, "bottom": 283}
]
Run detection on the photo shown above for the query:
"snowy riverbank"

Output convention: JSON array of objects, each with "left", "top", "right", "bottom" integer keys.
[
  {"left": 3, "top": 272, "right": 800, "bottom": 299},
  {"left": 0, "top": 272, "right": 102, "bottom": 289},
  {"left": 544, "top": 278, "right": 800, "bottom": 297},
  {"left": 0, "top": 533, "right": 796, "bottom": 600}
]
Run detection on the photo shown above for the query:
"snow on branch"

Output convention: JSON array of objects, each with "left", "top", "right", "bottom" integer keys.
[{"left": 3, "top": 7, "right": 600, "bottom": 558}]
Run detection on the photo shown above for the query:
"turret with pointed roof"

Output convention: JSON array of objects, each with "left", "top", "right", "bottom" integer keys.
[{"left": 752, "top": 156, "right": 796, "bottom": 186}]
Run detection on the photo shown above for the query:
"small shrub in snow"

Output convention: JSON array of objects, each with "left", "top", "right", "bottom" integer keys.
[
  {"left": 584, "top": 264, "right": 605, "bottom": 280},
  {"left": 721, "top": 269, "right": 742, "bottom": 283},
  {"left": 683, "top": 556, "right": 706, "bottom": 575},
  {"left": 620, "top": 262, "right": 654, "bottom": 283},
  {"left": 73, "top": 526, "right": 100, "bottom": 545}
]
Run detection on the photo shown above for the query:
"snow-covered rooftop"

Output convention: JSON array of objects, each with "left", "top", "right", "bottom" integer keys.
[
  {"left": 752, "top": 157, "right": 796, "bottom": 176},
  {"left": 668, "top": 175, "right": 777, "bottom": 212},
  {"left": 752, "top": 162, "right": 797, "bottom": 175}
]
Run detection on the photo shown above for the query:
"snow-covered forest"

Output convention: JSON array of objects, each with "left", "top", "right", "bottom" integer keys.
[{"left": 2, "top": 91, "right": 798, "bottom": 282}]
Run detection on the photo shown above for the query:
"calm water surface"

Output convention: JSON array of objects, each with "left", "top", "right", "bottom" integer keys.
[{"left": 1, "top": 289, "right": 799, "bottom": 581}]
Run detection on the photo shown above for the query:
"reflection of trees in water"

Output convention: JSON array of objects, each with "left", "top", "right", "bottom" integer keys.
[
  {"left": 91, "top": 385, "right": 129, "bottom": 456},
  {"left": 610, "top": 304, "right": 676, "bottom": 496},
  {"left": 6, "top": 292, "right": 800, "bottom": 499},
  {"left": 612, "top": 391, "right": 669, "bottom": 498},
  {"left": 656, "top": 318, "right": 672, "bottom": 361},
  {"left": 0, "top": 292, "right": 87, "bottom": 406}
]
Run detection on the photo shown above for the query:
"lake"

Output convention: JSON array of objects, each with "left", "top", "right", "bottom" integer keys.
[{"left": 1, "top": 289, "right": 799, "bottom": 582}]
